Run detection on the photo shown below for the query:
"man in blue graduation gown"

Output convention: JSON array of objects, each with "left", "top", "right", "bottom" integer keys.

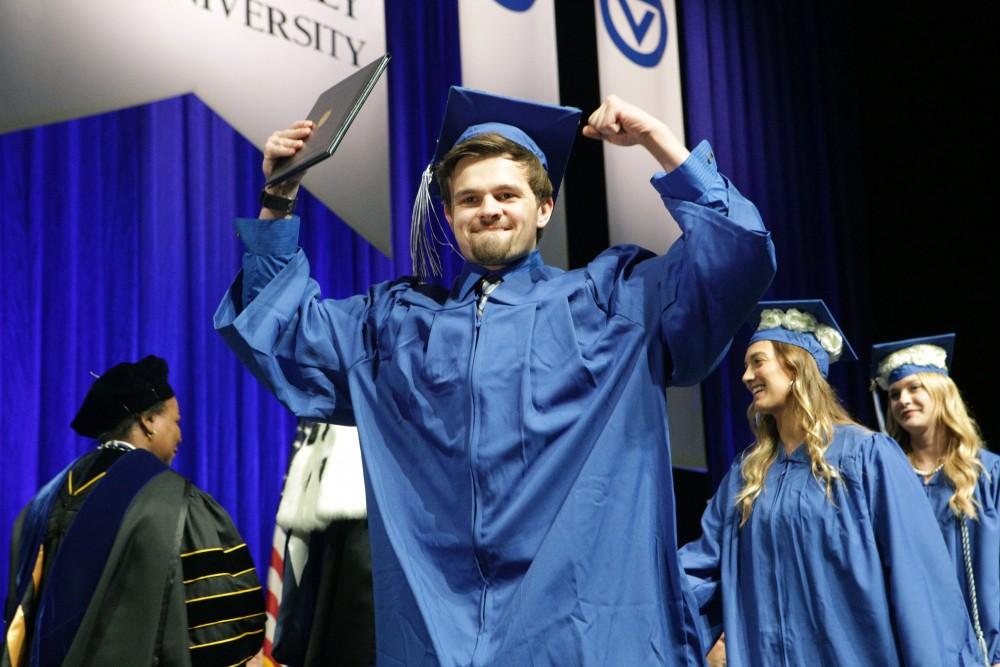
[{"left": 215, "top": 89, "right": 776, "bottom": 666}]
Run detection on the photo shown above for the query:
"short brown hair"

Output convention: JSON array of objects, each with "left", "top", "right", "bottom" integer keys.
[{"left": 435, "top": 132, "right": 554, "bottom": 211}]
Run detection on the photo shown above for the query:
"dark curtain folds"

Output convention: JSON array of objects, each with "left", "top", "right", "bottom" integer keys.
[
  {"left": 0, "top": 0, "right": 460, "bottom": 597},
  {"left": 678, "top": 0, "right": 871, "bottom": 485}
]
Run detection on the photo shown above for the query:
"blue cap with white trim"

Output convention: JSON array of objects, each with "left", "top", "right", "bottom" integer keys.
[
  {"left": 870, "top": 333, "right": 954, "bottom": 391},
  {"left": 747, "top": 299, "right": 856, "bottom": 377}
]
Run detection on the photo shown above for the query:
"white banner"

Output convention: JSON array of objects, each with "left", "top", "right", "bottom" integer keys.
[
  {"left": 594, "top": 0, "right": 706, "bottom": 469},
  {"left": 0, "top": 0, "right": 393, "bottom": 255},
  {"left": 594, "top": 0, "right": 685, "bottom": 252},
  {"left": 457, "top": 0, "right": 569, "bottom": 269}
]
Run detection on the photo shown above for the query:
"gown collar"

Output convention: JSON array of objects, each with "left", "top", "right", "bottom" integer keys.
[
  {"left": 775, "top": 443, "right": 811, "bottom": 465},
  {"left": 452, "top": 249, "right": 545, "bottom": 300},
  {"left": 916, "top": 467, "right": 946, "bottom": 486}
]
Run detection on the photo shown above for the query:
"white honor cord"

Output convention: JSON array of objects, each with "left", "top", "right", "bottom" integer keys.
[{"left": 961, "top": 517, "right": 990, "bottom": 667}]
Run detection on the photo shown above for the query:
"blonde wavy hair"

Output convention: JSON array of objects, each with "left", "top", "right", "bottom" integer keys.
[
  {"left": 735, "top": 341, "right": 857, "bottom": 526},
  {"left": 886, "top": 372, "right": 987, "bottom": 519}
]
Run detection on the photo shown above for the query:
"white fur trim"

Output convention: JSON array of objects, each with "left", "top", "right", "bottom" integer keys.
[
  {"left": 276, "top": 422, "right": 367, "bottom": 532},
  {"left": 276, "top": 428, "right": 326, "bottom": 532},
  {"left": 316, "top": 424, "right": 368, "bottom": 522}
]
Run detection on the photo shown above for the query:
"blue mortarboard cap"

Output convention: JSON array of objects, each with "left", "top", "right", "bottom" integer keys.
[
  {"left": 747, "top": 299, "right": 857, "bottom": 377},
  {"left": 871, "top": 334, "right": 954, "bottom": 391},
  {"left": 431, "top": 86, "right": 581, "bottom": 199},
  {"left": 411, "top": 87, "right": 581, "bottom": 279}
]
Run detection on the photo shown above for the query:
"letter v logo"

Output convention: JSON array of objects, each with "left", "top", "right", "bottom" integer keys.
[
  {"left": 600, "top": 0, "right": 668, "bottom": 68},
  {"left": 619, "top": 0, "right": 655, "bottom": 44}
]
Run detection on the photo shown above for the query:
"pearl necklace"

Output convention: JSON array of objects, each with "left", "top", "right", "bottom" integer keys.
[{"left": 911, "top": 462, "right": 944, "bottom": 477}]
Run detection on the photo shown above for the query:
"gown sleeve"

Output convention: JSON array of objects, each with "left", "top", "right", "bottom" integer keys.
[
  {"left": 213, "top": 216, "right": 392, "bottom": 422},
  {"left": 591, "top": 142, "right": 777, "bottom": 387},
  {"left": 181, "top": 486, "right": 266, "bottom": 667},
  {"left": 859, "top": 432, "right": 980, "bottom": 665},
  {"left": 678, "top": 461, "right": 740, "bottom": 648},
  {"left": 985, "top": 455, "right": 1000, "bottom": 665}
]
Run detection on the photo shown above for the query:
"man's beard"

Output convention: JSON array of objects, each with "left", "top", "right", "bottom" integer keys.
[{"left": 468, "top": 232, "right": 524, "bottom": 267}]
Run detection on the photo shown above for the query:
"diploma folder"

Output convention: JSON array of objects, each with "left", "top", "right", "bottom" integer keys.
[{"left": 265, "top": 53, "right": 391, "bottom": 187}]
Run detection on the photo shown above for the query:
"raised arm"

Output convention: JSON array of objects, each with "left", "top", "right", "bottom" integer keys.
[
  {"left": 259, "top": 120, "right": 314, "bottom": 220},
  {"left": 584, "top": 96, "right": 776, "bottom": 386},
  {"left": 582, "top": 94, "right": 689, "bottom": 171},
  {"left": 214, "top": 121, "right": 380, "bottom": 424}
]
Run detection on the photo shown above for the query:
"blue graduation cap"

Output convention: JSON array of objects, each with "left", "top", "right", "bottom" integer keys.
[
  {"left": 747, "top": 299, "right": 857, "bottom": 377},
  {"left": 871, "top": 334, "right": 954, "bottom": 391},
  {"left": 430, "top": 87, "right": 581, "bottom": 199},
  {"left": 868, "top": 334, "right": 954, "bottom": 432},
  {"left": 410, "top": 86, "right": 582, "bottom": 279}
]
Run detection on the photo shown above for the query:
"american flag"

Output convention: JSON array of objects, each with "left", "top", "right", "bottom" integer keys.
[
  {"left": 261, "top": 419, "right": 316, "bottom": 666},
  {"left": 261, "top": 523, "right": 288, "bottom": 667}
]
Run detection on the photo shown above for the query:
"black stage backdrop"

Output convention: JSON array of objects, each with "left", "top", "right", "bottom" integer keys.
[
  {"left": 551, "top": 1, "right": 997, "bottom": 541},
  {"left": 676, "top": 0, "right": 995, "bottom": 482}
]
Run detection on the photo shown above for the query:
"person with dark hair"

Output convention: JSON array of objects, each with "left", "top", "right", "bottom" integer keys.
[
  {"left": 872, "top": 335, "right": 999, "bottom": 667},
  {"left": 216, "top": 87, "right": 776, "bottom": 665},
  {"left": 2, "top": 356, "right": 265, "bottom": 667},
  {"left": 680, "top": 302, "right": 980, "bottom": 666}
]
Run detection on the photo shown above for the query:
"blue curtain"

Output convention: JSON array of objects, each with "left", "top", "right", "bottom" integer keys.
[
  {"left": 678, "top": 0, "right": 871, "bottom": 485},
  {"left": 0, "top": 0, "right": 460, "bottom": 594}
]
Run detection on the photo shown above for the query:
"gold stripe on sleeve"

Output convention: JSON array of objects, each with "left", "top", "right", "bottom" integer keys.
[
  {"left": 183, "top": 566, "right": 257, "bottom": 586},
  {"left": 186, "top": 585, "right": 262, "bottom": 604},
  {"left": 181, "top": 543, "right": 248, "bottom": 558},
  {"left": 189, "top": 628, "right": 264, "bottom": 650},
  {"left": 189, "top": 611, "right": 266, "bottom": 631}
]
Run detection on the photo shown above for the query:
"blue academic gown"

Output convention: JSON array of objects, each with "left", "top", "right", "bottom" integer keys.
[
  {"left": 920, "top": 449, "right": 1000, "bottom": 664},
  {"left": 679, "top": 425, "right": 981, "bottom": 666},
  {"left": 215, "top": 142, "right": 776, "bottom": 666}
]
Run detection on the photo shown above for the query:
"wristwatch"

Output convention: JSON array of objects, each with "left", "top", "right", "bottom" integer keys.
[{"left": 260, "top": 190, "right": 297, "bottom": 216}]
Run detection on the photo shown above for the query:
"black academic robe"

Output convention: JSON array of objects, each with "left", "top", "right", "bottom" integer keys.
[
  {"left": 3, "top": 447, "right": 265, "bottom": 667},
  {"left": 273, "top": 519, "right": 375, "bottom": 667},
  {"left": 270, "top": 420, "right": 375, "bottom": 667}
]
